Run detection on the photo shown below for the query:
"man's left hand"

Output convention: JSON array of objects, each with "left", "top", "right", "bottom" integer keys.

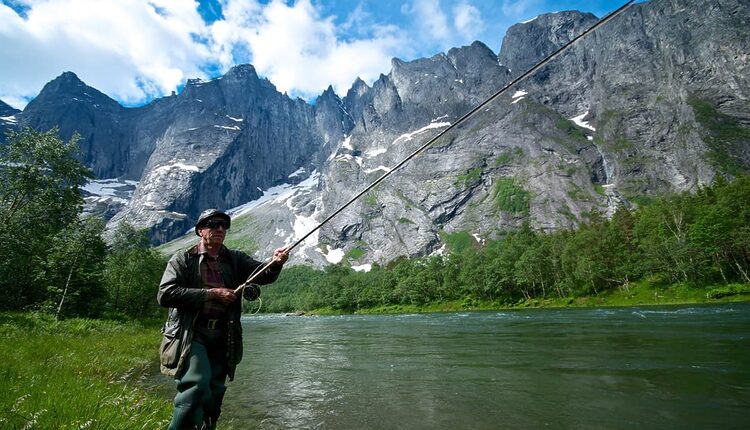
[{"left": 272, "top": 248, "right": 289, "bottom": 266}]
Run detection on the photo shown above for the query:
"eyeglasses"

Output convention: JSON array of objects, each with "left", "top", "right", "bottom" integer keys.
[{"left": 204, "top": 219, "right": 229, "bottom": 230}]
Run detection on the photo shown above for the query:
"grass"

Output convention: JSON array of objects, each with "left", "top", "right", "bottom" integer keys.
[
  {"left": 493, "top": 178, "right": 531, "bottom": 214},
  {"left": 336, "top": 281, "right": 750, "bottom": 315},
  {"left": 688, "top": 97, "right": 750, "bottom": 176},
  {"left": 456, "top": 167, "right": 483, "bottom": 188},
  {"left": 438, "top": 230, "right": 478, "bottom": 254},
  {"left": 345, "top": 247, "right": 366, "bottom": 261},
  {"left": 0, "top": 313, "right": 173, "bottom": 430}
]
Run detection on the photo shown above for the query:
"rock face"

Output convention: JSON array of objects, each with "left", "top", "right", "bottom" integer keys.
[{"left": 2, "top": 0, "right": 748, "bottom": 267}]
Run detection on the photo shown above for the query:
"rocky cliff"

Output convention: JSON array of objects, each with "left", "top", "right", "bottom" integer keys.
[{"left": 3, "top": 0, "right": 748, "bottom": 268}]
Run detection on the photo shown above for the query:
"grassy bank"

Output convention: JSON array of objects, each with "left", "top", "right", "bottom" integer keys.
[
  {"left": 0, "top": 313, "right": 172, "bottom": 429},
  {"left": 336, "top": 281, "right": 750, "bottom": 315}
]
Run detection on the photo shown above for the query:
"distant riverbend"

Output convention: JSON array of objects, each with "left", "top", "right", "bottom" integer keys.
[{"left": 214, "top": 303, "right": 750, "bottom": 429}]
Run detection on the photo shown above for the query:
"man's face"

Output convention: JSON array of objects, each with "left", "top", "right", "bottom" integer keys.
[{"left": 199, "top": 217, "right": 228, "bottom": 247}]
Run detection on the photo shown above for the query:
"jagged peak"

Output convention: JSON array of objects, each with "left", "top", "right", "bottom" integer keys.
[
  {"left": 225, "top": 63, "right": 259, "bottom": 79},
  {"left": 47, "top": 71, "right": 86, "bottom": 90},
  {"left": 350, "top": 77, "right": 369, "bottom": 91},
  {"left": 0, "top": 99, "right": 20, "bottom": 116},
  {"left": 315, "top": 85, "right": 341, "bottom": 105},
  {"left": 447, "top": 40, "right": 496, "bottom": 60},
  {"left": 29, "top": 70, "right": 118, "bottom": 109}
]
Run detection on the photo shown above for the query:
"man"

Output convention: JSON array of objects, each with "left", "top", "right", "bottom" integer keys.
[{"left": 157, "top": 208, "right": 289, "bottom": 430}]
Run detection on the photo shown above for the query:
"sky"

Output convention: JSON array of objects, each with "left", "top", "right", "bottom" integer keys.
[{"left": 0, "top": 0, "right": 631, "bottom": 110}]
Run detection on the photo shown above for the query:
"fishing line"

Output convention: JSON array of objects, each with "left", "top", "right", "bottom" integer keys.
[{"left": 236, "top": 0, "right": 635, "bottom": 295}]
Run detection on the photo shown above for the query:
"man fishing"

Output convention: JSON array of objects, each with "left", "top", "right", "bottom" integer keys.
[{"left": 157, "top": 208, "right": 289, "bottom": 430}]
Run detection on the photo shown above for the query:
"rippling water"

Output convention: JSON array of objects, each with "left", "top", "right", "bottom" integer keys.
[{"left": 217, "top": 303, "right": 750, "bottom": 429}]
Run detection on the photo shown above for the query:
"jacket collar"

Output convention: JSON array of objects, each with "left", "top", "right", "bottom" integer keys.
[{"left": 187, "top": 242, "right": 229, "bottom": 258}]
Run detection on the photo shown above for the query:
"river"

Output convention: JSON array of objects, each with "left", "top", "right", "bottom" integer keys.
[{"left": 217, "top": 303, "right": 749, "bottom": 429}]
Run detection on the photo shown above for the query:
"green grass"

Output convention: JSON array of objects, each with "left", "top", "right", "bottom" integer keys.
[
  {"left": 339, "top": 281, "right": 750, "bottom": 315},
  {"left": 345, "top": 247, "right": 366, "bottom": 260},
  {"left": 439, "top": 230, "right": 477, "bottom": 254},
  {"left": 364, "top": 193, "right": 378, "bottom": 207},
  {"left": 493, "top": 147, "right": 525, "bottom": 167},
  {"left": 493, "top": 178, "right": 530, "bottom": 214},
  {"left": 689, "top": 97, "right": 750, "bottom": 176},
  {"left": 0, "top": 313, "right": 173, "bottom": 429},
  {"left": 555, "top": 118, "right": 589, "bottom": 142},
  {"left": 456, "top": 167, "right": 483, "bottom": 187}
]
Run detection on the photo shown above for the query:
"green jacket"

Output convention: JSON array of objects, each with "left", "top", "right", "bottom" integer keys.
[{"left": 157, "top": 243, "right": 281, "bottom": 380}]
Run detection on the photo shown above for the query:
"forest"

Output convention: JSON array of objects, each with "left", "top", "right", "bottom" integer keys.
[{"left": 1, "top": 127, "right": 749, "bottom": 319}]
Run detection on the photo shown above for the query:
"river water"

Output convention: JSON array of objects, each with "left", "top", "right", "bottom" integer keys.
[{"left": 219, "top": 303, "right": 749, "bottom": 429}]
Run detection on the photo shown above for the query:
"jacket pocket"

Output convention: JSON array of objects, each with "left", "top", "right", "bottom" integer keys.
[{"left": 159, "top": 321, "right": 182, "bottom": 368}]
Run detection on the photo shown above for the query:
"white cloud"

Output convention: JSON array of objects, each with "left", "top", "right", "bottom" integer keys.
[
  {"left": 454, "top": 2, "right": 485, "bottom": 40},
  {"left": 501, "top": 0, "right": 544, "bottom": 18},
  {"left": 0, "top": 0, "right": 211, "bottom": 108},
  {"left": 210, "top": 0, "right": 405, "bottom": 99},
  {"left": 0, "top": 0, "right": 525, "bottom": 109},
  {"left": 407, "top": 0, "right": 450, "bottom": 42}
]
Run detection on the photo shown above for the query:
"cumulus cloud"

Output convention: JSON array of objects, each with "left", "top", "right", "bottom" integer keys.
[
  {"left": 0, "top": 0, "right": 524, "bottom": 109},
  {"left": 453, "top": 2, "right": 485, "bottom": 40},
  {"left": 405, "top": 0, "right": 450, "bottom": 42},
  {"left": 208, "top": 0, "right": 405, "bottom": 99},
  {"left": 0, "top": 0, "right": 211, "bottom": 108},
  {"left": 501, "top": 0, "right": 544, "bottom": 18}
]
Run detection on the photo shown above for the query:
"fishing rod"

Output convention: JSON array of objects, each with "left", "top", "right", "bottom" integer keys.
[{"left": 235, "top": 0, "right": 635, "bottom": 295}]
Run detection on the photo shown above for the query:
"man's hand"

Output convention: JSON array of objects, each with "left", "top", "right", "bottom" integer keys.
[
  {"left": 272, "top": 247, "right": 289, "bottom": 266},
  {"left": 207, "top": 288, "right": 236, "bottom": 305}
]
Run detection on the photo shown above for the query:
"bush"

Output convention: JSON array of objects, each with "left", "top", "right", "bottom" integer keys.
[{"left": 706, "top": 284, "right": 750, "bottom": 299}]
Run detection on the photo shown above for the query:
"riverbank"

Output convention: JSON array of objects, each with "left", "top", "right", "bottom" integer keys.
[
  {"left": 2, "top": 283, "right": 748, "bottom": 428},
  {"left": 322, "top": 281, "right": 750, "bottom": 315}
]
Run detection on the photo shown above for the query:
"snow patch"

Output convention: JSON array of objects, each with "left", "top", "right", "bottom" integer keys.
[
  {"left": 229, "top": 171, "right": 320, "bottom": 217},
  {"left": 288, "top": 167, "right": 307, "bottom": 178},
  {"left": 1, "top": 115, "right": 17, "bottom": 124},
  {"left": 511, "top": 90, "right": 527, "bottom": 104},
  {"left": 213, "top": 125, "right": 240, "bottom": 131},
  {"left": 322, "top": 248, "right": 345, "bottom": 264},
  {"left": 154, "top": 162, "right": 201, "bottom": 174},
  {"left": 363, "top": 166, "right": 390, "bottom": 174},
  {"left": 227, "top": 116, "right": 243, "bottom": 122},
  {"left": 392, "top": 121, "right": 451, "bottom": 146},
  {"left": 430, "top": 244, "right": 447, "bottom": 257},
  {"left": 365, "top": 148, "right": 387, "bottom": 157},
  {"left": 342, "top": 135, "right": 353, "bottom": 150},
  {"left": 570, "top": 111, "right": 596, "bottom": 131},
  {"left": 521, "top": 16, "right": 538, "bottom": 24},
  {"left": 82, "top": 178, "right": 139, "bottom": 198},
  {"left": 290, "top": 202, "right": 318, "bottom": 244},
  {"left": 352, "top": 264, "right": 372, "bottom": 272}
]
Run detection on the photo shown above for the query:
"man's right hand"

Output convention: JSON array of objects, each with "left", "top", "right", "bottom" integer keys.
[{"left": 207, "top": 288, "right": 236, "bottom": 305}]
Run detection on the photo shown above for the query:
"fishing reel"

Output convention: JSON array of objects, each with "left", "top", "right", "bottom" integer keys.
[{"left": 242, "top": 283, "right": 261, "bottom": 301}]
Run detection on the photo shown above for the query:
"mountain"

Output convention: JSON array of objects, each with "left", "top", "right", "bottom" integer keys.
[
  {"left": 0, "top": 99, "right": 20, "bottom": 117},
  {"left": 3, "top": 0, "right": 749, "bottom": 268},
  {"left": 0, "top": 99, "right": 21, "bottom": 130}
]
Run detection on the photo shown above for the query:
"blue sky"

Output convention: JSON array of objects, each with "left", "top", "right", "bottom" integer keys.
[{"left": 0, "top": 0, "right": 631, "bottom": 109}]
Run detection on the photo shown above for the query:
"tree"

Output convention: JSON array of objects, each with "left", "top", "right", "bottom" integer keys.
[
  {"left": 103, "top": 222, "right": 166, "bottom": 318},
  {"left": 0, "top": 127, "right": 93, "bottom": 310},
  {"left": 39, "top": 217, "right": 107, "bottom": 319}
]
